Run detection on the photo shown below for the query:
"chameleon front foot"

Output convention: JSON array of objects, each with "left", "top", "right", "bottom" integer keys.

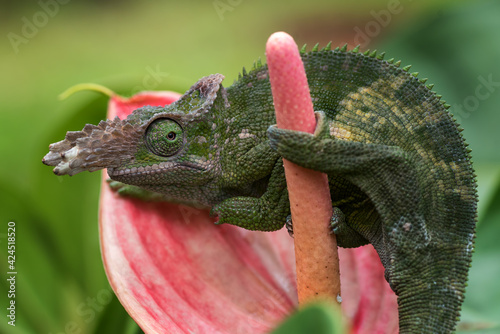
[
  {"left": 210, "top": 194, "right": 289, "bottom": 232},
  {"left": 211, "top": 155, "right": 290, "bottom": 231},
  {"left": 285, "top": 215, "right": 293, "bottom": 237}
]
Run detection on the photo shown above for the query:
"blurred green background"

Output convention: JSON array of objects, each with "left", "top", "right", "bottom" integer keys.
[{"left": 1, "top": 0, "right": 499, "bottom": 333}]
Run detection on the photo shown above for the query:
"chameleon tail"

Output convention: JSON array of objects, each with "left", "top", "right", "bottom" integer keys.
[{"left": 391, "top": 243, "right": 473, "bottom": 333}]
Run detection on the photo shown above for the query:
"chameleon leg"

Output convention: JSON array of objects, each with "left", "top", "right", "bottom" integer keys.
[
  {"left": 268, "top": 113, "right": 468, "bottom": 333},
  {"left": 220, "top": 141, "right": 281, "bottom": 189},
  {"left": 211, "top": 158, "right": 290, "bottom": 231}
]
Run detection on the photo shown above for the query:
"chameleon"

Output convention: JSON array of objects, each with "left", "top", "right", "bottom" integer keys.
[{"left": 43, "top": 43, "right": 477, "bottom": 333}]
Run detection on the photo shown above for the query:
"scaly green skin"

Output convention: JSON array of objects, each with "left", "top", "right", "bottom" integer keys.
[{"left": 43, "top": 45, "right": 477, "bottom": 333}]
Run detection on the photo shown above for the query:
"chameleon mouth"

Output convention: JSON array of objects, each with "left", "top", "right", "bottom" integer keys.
[
  {"left": 107, "top": 161, "right": 205, "bottom": 177},
  {"left": 108, "top": 162, "right": 177, "bottom": 177}
]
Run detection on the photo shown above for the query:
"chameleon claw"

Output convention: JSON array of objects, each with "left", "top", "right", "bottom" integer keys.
[
  {"left": 209, "top": 207, "right": 223, "bottom": 224},
  {"left": 329, "top": 207, "right": 346, "bottom": 235},
  {"left": 285, "top": 214, "right": 294, "bottom": 238}
]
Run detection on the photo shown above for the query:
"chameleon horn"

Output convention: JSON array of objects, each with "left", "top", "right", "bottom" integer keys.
[{"left": 42, "top": 117, "right": 144, "bottom": 176}]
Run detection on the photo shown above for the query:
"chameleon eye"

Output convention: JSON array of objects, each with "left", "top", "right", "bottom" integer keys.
[{"left": 145, "top": 118, "right": 184, "bottom": 157}]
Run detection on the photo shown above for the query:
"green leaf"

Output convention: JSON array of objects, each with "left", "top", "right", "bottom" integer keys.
[
  {"left": 458, "top": 305, "right": 500, "bottom": 333},
  {"left": 474, "top": 163, "right": 500, "bottom": 223},
  {"left": 0, "top": 181, "right": 63, "bottom": 334},
  {"left": 271, "top": 302, "right": 346, "bottom": 334},
  {"left": 458, "top": 166, "right": 500, "bottom": 331}
]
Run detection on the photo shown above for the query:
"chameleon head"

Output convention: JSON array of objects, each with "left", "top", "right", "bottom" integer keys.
[{"left": 43, "top": 74, "right": 227, "bottom": 190}]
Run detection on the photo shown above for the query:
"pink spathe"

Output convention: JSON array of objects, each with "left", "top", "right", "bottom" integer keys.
[{"left": 99, "top": 88, "right": 398, "bottom": 334}]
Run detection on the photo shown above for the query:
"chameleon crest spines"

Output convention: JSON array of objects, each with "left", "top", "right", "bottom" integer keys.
[{"left": 43, "top": 44, "right": 477, "bottom": 333}]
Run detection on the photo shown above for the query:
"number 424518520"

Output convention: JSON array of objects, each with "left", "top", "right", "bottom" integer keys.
[{"left": 7, "top": 222, "right": 15, "bottom": 271}]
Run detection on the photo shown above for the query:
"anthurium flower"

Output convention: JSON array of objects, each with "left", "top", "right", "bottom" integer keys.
[{"left": 99, "top": 90, "right": 399, "bottom": 334}]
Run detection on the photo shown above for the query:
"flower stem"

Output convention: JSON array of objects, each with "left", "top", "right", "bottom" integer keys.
[
  {"left": 59, "top": 83, "right": 116, "bottom": 100},
  {"left": 266, "top": 32, "right": 341, "bottom": 306}
]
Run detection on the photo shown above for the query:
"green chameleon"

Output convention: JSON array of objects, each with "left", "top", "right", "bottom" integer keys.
[{"left": 43, "top": 44, "right": 477, "bottom": 333}]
